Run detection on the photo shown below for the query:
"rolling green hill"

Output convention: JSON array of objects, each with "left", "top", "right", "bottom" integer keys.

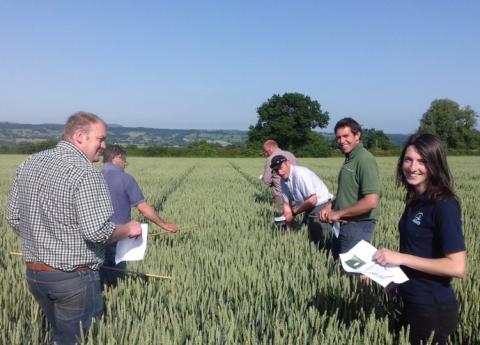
[{"left": 0, "top": 122, "right": 409, "bottom": 147}]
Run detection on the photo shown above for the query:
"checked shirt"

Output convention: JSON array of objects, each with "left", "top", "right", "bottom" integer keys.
[{"left": 6, "top": 140, "right": 116, "bottom": 271}]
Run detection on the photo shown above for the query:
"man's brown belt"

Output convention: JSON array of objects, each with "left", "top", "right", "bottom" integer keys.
[{"left": 26, "top": 262, "right": 90, "bottom": 272}]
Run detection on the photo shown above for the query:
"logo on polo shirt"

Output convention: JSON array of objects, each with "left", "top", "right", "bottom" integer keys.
[
  {"left": 343, "top": 164, "right": 355, "bottom": 173},
  {"left": 412, "top": 212, "right": 423, "bottom": 226}
]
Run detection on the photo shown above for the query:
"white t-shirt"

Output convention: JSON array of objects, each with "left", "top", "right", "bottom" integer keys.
[{"left": 281, "top": 165, "right": 332, "bottom": 206}]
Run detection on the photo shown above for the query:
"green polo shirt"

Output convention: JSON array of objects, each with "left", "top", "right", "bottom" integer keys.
[{"left": 334, "top": 142, "right": 380, "bottom": 221}]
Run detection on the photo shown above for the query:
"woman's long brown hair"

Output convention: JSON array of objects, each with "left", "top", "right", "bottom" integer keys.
[{"left": 396, "top": 133, "right": 456, "bottom": 205}]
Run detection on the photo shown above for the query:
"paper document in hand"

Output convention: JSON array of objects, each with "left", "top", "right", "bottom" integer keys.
[
  {"left": 332, "top": 222, "right": 340, "bottom": 238},
  {"left": 115, "top": 223, "right": 148, "bottom": 264},
  {"left": 339, "top": 240, "right": 409, "bottom": 287}
]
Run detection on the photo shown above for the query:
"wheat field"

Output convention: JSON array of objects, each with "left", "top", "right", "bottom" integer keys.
[{"left": 1, "top": 155, "right": 478, "bottom": 345}]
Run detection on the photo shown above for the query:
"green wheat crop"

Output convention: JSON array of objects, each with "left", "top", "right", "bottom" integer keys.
[{"left": 1, "top": 155, "right": 478, "bottom": 345}]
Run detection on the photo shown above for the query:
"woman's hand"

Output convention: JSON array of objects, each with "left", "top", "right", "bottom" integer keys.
[{"left": 373, "top": 248, "right": 404, "bottom": 266}]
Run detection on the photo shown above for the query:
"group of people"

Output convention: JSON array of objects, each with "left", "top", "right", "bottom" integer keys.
[
  {"left": 6, "top": 112, "right": 178, "bottom": 345},
  {"left": 6, "top": 112, "right": 467, "bottom": 345},
  {"left": 262, "top": 118, "right": 379, "bottom": 259},
  {"left": 261, "top": 118, "right": 466, "bottom": 345}
]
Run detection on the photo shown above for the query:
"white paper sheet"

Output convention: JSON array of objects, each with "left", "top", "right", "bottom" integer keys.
[
  {"left": 332, "top": 222, "right": 340, "bottom": 238},
  {"left": 339, "top": 240, "right": 409, "bottom": 287},
  {"left": 115, "top": 223, "right": 148, "bottom": 264}
]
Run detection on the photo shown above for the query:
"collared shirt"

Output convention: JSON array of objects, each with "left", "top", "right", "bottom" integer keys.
[
  {"left": 281, "top": 165, "right": 332, "bottom": 207},
  {"left": 6, "top": 141, "right": 115, "bottom": 271},
  {"left": 102, "top": 163, "right": 144, "bottom": 224},
  {"left": 334, "top": 142, "right": 380, "bottom": 221},
  {"left": 262, "top": 148, "right": 297, "bottom": 196}
]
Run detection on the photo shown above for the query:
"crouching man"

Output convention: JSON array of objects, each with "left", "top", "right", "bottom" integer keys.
[{"left": 270, "top": 155, "right": 333, "bottom": 247}]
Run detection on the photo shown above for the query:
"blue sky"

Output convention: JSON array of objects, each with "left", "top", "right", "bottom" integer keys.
[{"left": 1, "top": 1, "right": 479, "bottom": 133}]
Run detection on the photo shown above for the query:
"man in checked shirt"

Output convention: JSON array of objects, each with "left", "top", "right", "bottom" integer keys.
[{"left": 6, "top": 111, "right": 142, "bottom": 345}]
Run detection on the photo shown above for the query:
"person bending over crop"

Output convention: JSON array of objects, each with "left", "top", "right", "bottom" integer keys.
[
  {"left": 261, "top": 139, "right": 297, "bottom": 219},
  {"left": 6, "top": 112, "right": 141, "bottom": 345},
  {"left": 373, "top": 133, "right": 467, "bottom": 345},
  {"left": 100, "top": 145, "right": 178, "bottom": 286},
  {"left": 270, "top": 155, "right": 333, "bottom": 247}
]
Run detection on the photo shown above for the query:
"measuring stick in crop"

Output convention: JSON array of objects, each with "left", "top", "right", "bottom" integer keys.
[{"left": 102, "top": 266, "right": 173, "bottom": 280}]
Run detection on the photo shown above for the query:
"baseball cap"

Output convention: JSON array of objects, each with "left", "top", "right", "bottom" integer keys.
[{"left": 270, "top": 155, "right": 288, "bottom": 171}]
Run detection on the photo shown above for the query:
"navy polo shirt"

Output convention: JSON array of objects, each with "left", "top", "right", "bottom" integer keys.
[
  {"left": 102, "top": 163, "right": 144, "bottom": 224},
  {"left": 398, "top": 195, "right": 465, "bottom": 304}
]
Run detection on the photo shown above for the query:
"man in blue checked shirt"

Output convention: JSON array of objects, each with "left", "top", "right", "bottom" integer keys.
[{"left": 6, "top": 111, "right": 142, "bottom": 345}]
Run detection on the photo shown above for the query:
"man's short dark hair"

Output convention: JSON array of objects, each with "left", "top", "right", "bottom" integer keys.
[
  {"left": 334, "top": 117, "right": 362, "bottom": 138},
  {"left": 103, "top": 145, "right": 126, "bottom": 163}
]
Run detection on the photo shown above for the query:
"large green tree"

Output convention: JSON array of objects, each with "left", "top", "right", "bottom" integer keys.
[
  {"left": 248, "top": 92, "right": 329, "bottom": 151},
  {"left": 362, "top": 128, "right": 394, "bottom": 150},
  {"left": 419, "top": 99, "right": 480, "bottom": 149}
]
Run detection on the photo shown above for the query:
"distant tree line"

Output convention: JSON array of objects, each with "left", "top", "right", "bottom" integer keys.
[
  {"left": 0, "top": 140, "right": 58, "bottom": 154},
  {"left": 247, "top": 93, "right": 480, "bottom": 156},
  {"left": 0, "top": 140, "right": 261, "bottom": 157},
  {"left": 1, "top": 96, "right": 478, "bottom": 157}
]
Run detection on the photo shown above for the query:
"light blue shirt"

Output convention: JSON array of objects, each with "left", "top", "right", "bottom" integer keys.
[{"left": 281, "top": 165, "right": 332, "bottom": 206}]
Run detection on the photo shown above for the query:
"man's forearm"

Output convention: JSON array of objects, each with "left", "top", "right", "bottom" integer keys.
[
  {"left": 108, "top": 223, "right": 134, "bottom": 243},
  {"left": 334, "top": 193, "right": 379, "bottom": 219},
  {"left": 283, "top": 202, "right": 294, "bottom": 224},
  {"left": 137, "top": 202, "right": 176, "bottom": 231},
  {"left": 294, "top": 195, "right": 317, "bottom": 215},
  {"left": 138, "top": 202, "right": 164, "bottom": 226}
]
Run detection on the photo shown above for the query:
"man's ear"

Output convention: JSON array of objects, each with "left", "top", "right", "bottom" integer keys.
[{"left": 72, "top": 129, "right": 87, "bottom": 145}]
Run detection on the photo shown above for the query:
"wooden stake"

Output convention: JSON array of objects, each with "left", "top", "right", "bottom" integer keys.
[{"left": 102, "top": 266, "right": 173, "bottom": 280}]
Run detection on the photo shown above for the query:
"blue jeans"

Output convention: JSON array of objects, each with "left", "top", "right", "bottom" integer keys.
[
  {"left": 26, "top": 269, "right": 104, "bottom": 345},
  {"left": 332, "top": 220, "right": 375, "bottom": 259},
  {"left": 305, "top": 202, "right": 332, "bottom": 249},
  {"left": 100, "top": 243, "right": 126, "bottom": 287}
]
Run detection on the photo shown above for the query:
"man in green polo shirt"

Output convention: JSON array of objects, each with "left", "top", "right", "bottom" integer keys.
[{"left": 319, "top": 117, "right": 379, "bottom": 258}]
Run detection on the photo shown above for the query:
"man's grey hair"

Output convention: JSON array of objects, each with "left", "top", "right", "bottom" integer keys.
[{"left": 263, "top": 139, "right": 279, "bottom": 149}]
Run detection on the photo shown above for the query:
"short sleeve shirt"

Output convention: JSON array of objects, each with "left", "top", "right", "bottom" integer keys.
[
  {"left": 334, "top": 143, "right": 379, "bottom": 221},
  {"left": 398, "top": 195, "right": 466, "bottom": 304},
  {"left": 102, "top": 163, "right": 144, "bottom": 224},
  {"left": 281, "top": 165, "right": 332, "bottom": 206}
]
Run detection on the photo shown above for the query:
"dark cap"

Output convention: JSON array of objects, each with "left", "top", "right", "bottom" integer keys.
[{"left": 270, "top": 155, "right": 288, "bottom": 171}]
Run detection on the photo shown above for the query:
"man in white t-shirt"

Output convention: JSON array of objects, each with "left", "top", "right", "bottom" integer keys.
[{"left": 270, "top": 155, "right": 332, "bottom": 246}]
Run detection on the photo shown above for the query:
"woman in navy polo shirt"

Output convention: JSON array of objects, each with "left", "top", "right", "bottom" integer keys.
[{"left": 373, "top": 133, "right": 466, "bottom": 345}]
